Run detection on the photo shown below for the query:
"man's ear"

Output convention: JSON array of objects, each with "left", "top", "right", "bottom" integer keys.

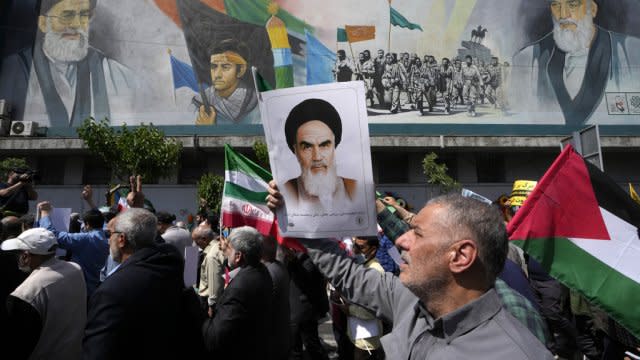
[
  {"left": 448, "top": 239, "right": 477, "bottom": 274},
  {"left": 116, "top": 233, "right": 127, "bottom": 250},
  {"left": 38, "top": 15, "right": 47, "bottom": 33},
  {"left": 591, "top": 1, "right": 598, "bottom": 18},
  {"left": 237, "top": 64, "right": 247, "bottom": 78}
]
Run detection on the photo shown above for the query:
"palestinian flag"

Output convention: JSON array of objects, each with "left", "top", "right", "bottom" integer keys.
[
  {"left": 221, "top": 144, "right": 274, "bottom": 234},
  {"left": 508, "top": 145, "right": 640, "bottom": 339}
]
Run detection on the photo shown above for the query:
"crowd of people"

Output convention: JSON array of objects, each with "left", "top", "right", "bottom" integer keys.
[
  {"left": 0, "top": 164, "right": 638, "bottom": 360},
  {"left": 333, "top": 49, "right": 509, "bottom": 117}
]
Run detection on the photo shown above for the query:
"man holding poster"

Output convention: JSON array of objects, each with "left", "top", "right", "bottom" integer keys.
[{"left": 257, "top": 80, "right": 376, "bottom": 239}]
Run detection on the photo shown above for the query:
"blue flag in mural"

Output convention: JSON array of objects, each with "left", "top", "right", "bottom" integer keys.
[
  {"left": 169, "top": 53, "right": 198, "bottom": 92},
  {"left": 305, "top": 30, "right": 336, "bottom": 85}
]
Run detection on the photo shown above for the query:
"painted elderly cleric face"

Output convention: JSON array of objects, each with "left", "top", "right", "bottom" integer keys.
[
  {"left": 550, "top": 0, "right": 595, "bottom": 31},
  {"left": 38, "top": 0, "right": 92, "bottom": 62},
  {"left": 210, "top": 51, "right": 247, "bottom": 98},
  {"left": 294, "top": 120, "right": 336, "bottom": 177},
  {"left": 550, "top": 0, "right": 597, "bottom": 53}
]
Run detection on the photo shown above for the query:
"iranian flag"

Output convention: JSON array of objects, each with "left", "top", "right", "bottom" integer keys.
[
  {"left": 221, "top": 144, "right": 274, "bottom": 234},
  {"left": 508, "top": 145, "right": 640, "bottom": 339}
]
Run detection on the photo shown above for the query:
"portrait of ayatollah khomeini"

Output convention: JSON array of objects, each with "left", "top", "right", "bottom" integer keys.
[{"left": 282, "top": 98, "right": 358, "bottom": 213}]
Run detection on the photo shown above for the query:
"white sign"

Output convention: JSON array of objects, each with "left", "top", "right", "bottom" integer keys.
[{"left": 258, "top": 81, "right": 377, "bottom": 238}]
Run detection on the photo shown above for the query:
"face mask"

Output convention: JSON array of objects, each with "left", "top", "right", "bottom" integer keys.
[{"left": 354, "top": 254, "right": 366, "bottom": 264}]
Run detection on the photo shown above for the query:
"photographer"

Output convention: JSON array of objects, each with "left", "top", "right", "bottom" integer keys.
[{"left": 0, "top": 167, "right": 38, "bottom": 217}]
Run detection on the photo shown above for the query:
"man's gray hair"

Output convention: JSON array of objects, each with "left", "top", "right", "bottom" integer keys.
[
  {"left": 428, "top": 194, "right": 508, "bottom": 284},
  {"left": 193, "top": 225, "right": 215, "bottom": 241},
  {"left": 115, "top": 208, "right": 157, "bottom": 250},
  {"left": 228, "top": 226, "right": 263, "bottom": 265}
]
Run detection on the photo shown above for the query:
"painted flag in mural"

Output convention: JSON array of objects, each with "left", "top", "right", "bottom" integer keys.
[
  {"left": 345, "top": 25, "right": 376, "bottom": 43},
  {"left": 305, "top": 29, "right": 336, "bottom": 85},
  {"left": 337, "top": 28, "right": 348, "bottom": 42},
  {"left": 221, "top": 144, "right": 274, "bottom": 235},
  {"left": 508, "top": 145, "right": 640, "bottom": 338},
  {"left": 169, "top": 53, "right": 198, "bottom": 92},
  {"left": 390, "top": 7, "right": 423, "bottom": 31}
]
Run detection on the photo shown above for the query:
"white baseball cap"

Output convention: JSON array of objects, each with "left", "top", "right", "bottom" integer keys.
[{"left": 1, "top": 228, "right": 58, "bottom": 255}]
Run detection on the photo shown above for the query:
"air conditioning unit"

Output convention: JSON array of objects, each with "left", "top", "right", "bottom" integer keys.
[{"left": 10, "top": 121, "right": 38, "bottom": 136}]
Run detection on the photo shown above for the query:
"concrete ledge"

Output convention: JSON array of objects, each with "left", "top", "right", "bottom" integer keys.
[{"left": 1, "top": 135, "right": 639, "bottom": 152}]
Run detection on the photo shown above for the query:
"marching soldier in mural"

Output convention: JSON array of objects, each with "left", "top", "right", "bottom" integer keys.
[
  {"left": 373, "top": 49, "right": 386, "bottom": 107},
  {"left": 408, "top": 57, "right": 424, "bottom": 113},
  {"left": 478, "top": 60, "right": 489, "bottom": 105},
  {"left": 439, "top": 58, "right": 454, "bottom": 114},
  {"left": 512, "top": 0, "right": 640, "bottom": 125},
  {"left": 0, "top": 0, "right": 135, "bottom": 127},
  {"left": 399, "top": 53, "right": 412, "bottom": 108},
  {"left": 462, "top": 55, "right": 483, "bottom": 117},
  {"left": 452, "top": 59, "right": 465, "bottom": 107},
  {"left": 333, "top": 50, "right": 355, "bottom": 82},
  {"left": 485, "top": 57, "right": 502, "bottom": 109},
  {"left": 382, "top": 53, "right": 404, "bottom": 114},
  {"left": 358, "top": 50, "right": 376, "bottom": 108},
  {"left": 421, "top": 56, "right": 439, "bottom": 114},
  {"left": 194, "top": 39, "right": 259, "bottom": 125}
]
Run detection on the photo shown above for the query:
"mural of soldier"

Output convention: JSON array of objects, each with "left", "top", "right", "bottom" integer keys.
[{"left": 0, "top": 0, "right": 135, "bottom": 127}]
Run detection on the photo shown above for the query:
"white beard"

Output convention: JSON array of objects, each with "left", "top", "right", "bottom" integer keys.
[
  {"left": 42, "top": 23, "right": 89, "bottom": 62},
  {"left": 300, "top": 160, "right": 339, "bottom": 209},
  {"left": 552, "top": 8, "right": 594, "bottom": 54}
]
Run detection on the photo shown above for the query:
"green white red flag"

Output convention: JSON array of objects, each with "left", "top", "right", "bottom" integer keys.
[
  {"left": 221, "top": 144, "right": 305, "bottom": 251},
  {"left": 508, "top": 145, "right": 640, "bottom": 339}
]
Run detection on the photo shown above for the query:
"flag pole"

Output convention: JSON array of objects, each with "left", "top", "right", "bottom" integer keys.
[
  {"left": 388, "top": 2, "right": 392, "bottom": 53},
  {"left": 347, "top": 40, "right": 360, "bottom": 79},
  {"left": 167, "top": 48, "right": 176, "bottom": 106}
]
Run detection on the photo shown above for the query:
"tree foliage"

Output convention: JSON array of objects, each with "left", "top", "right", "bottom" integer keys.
[
  {"left": 422, "top": 152, "right": 461, "bottom": 193},
  {"left": 0, "top": 157, "right": 28, "bottom": 176},
  {"left": 252, "top": 140, "right": 271, "bottom": 171},
  {"left": 197, "top": 173, "right": 225, "bottom": 214},
  {"left": 76, "top": 118, "right": 182, "bottom": 182}
]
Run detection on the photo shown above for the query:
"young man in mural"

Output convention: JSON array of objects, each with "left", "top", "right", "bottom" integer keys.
[
  {"left": 439, "top": 58, "right": 454, "bottom": 114},
  {"left": 373, "top": 49, "right": 386, "bottom": 106},
  {"left": 485, "top": 57, "right": 502, "bottom": 109},
  {"left": 0, "top": 0, "right": 135, "bottom": 127},
  {"left": 452, "top": 59, "right": 465, "bottom": 106},
  {"left": 512, "top": 0, "right": 640, "bottom": 125},
  {"left": 358, "top": 50, "right": 376, "bottom": 108},
  {"left": 382, "top": 53, "right": 404, "bottom": 114},
  {"left": 333, "top": 50, "right": 355, "bottom": 82},
  {"left": 195, "top": 39, "right": 260, "bottom": 125},
  {"left": 462, "top": 55, "right": 484, "bottom": 117}
]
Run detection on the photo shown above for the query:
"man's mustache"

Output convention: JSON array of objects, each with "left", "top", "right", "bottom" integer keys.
[{"left": 558, "top": 19, "right": 578, "bottom": 26}]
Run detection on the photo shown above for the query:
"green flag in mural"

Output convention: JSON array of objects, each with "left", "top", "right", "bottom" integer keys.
[
  {"left": 337, "top": 28, "right": 348, "bottom": 42},
  {"left": 390, "top": 7, "right": 423, "bottom": 31},
  {"left": 223, "top": 0, "right": 313, "bottom": 35}
]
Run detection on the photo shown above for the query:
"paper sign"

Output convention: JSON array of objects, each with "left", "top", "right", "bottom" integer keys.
[
  {"left": 51, "top": 208, "right": 72, "bottom": 232},
  {"left": 183, "top": 246, "right": 199, "bottom": 287},
  {"left": 258, "top": 81, "right": 377, "bottom": 238}
]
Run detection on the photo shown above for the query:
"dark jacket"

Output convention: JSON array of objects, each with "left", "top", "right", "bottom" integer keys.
[
  {"left": 202, "top": 262, "right": 274, "bottom": 359},
  {"left": 265, "top": 260, "right": 291, "bottom": 360},
  {"left": 83, "top": 244, "right": 201, "bottom": 360},
  {"left": 288, "top": 252, "right": 329, "bottom": 324}
]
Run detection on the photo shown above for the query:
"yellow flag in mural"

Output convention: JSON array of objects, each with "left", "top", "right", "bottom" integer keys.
[{"left": 345, "top": 25, "right": 376, "bottom": 43}]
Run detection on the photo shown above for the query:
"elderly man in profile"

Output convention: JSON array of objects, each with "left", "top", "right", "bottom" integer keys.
[
  {"left": 282, "top": 98, "right": 358, "bottom": 213},
  {"left": 511, "top": 0, "right": 640, "bottom": 125},
  {"left": 267, "top": 188, "right": 553, "bottom": 359},
  {"left": 83, "top": 208, "right": 192, "bottom": 359},
  {"left": 2, "top": 228, "right": 86, "bottom": 359},
  {"left": 202, "top": 226, "right": 274, "bottom": 358},
  {"left": 192, "top": 224, "right": 224, "bottom": 316}
]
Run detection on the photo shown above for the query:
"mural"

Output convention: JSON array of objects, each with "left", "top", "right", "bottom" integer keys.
[{"left": 1, "top": 0, "right": 639, "bottom": 132}]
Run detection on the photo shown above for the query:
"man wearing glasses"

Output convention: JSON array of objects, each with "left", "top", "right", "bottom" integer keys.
[{"left": 0, "top": 0, "right": 134, "bottom": 127}]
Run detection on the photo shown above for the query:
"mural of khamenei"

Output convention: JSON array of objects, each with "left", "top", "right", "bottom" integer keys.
[
  {"left": 511, "top": 0, "right": 640, "bottom": 126},
  {"left": 0, "top": 0, "right": 138, "bottom": 127}
]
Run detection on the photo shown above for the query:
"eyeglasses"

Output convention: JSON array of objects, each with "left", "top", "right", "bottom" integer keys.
[
  {"left": 46, "top": 10, "right": 92, "bottom": 25},
  {"left": 104, "top": 230, "right": 121, "bottom": 238}
]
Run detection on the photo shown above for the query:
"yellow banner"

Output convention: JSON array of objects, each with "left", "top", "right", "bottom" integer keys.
[{"left": 509, "top": 180, "right": 537, "bottom": 206}]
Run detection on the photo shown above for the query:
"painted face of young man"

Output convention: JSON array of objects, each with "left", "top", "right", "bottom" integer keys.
[{"left": 210, "top": 51, "right": 246, "bottom": 98}]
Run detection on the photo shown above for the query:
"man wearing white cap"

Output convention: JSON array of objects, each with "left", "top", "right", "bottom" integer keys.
[{"left": 1, "top": 227, "right": 86, "bottom": 360}]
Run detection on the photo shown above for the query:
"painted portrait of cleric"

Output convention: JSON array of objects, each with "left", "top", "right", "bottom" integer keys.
[
  {"left": 0, "top": 0, "right": 136, "bottom": 127},
  {"left": 511, "top": 0, "right": 640, "bottom": 126},
  {"left": 282, "top": 98, "right": 358, "bottom": 214}
]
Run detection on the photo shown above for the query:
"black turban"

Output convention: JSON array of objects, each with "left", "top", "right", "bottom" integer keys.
[{"left": 284, "top": 98, "right": 342, "bottom": 153}]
